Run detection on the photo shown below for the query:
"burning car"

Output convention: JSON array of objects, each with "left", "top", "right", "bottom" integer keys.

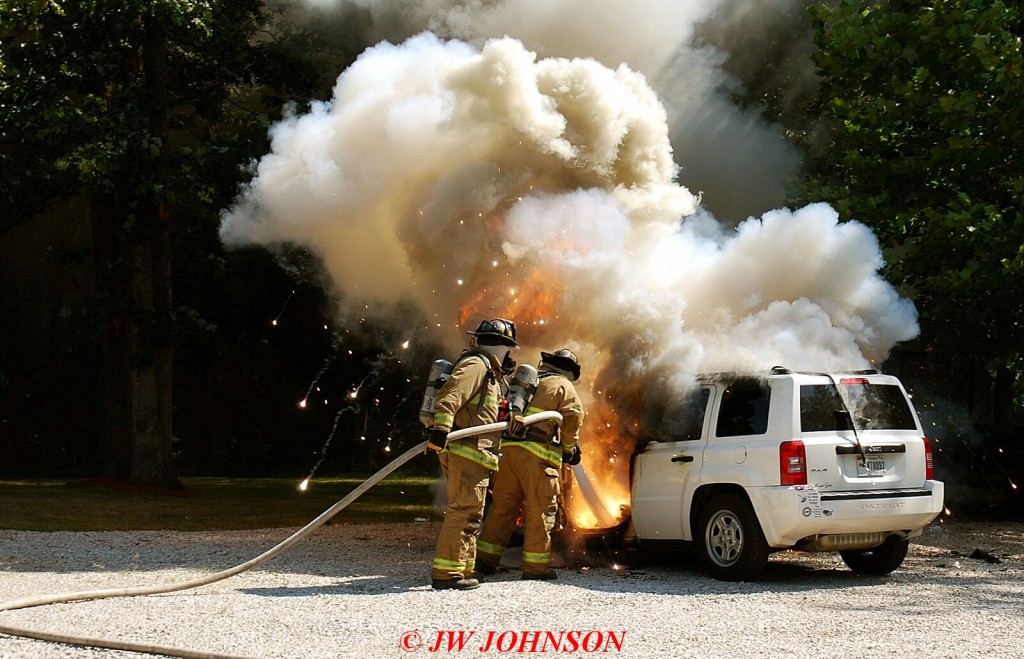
[{"left": 568, "top": 367, "right": 944, "bottom": 582}]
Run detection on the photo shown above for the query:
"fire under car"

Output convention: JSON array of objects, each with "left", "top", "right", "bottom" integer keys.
[{"left": 611, "top": 367, "right": 944, "bottom": 581}]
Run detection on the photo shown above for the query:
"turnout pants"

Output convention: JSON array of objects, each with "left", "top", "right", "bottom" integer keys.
[
  {"left": 476, "top": 446, "right": 560, "bottom": 576},
  {"left": 432, "top": 451, "right": 491, "bottom": 580}
]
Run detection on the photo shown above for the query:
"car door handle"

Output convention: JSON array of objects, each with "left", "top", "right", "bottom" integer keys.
[{"left": 671, "top": 454, "right": 694, "bottom": 463}]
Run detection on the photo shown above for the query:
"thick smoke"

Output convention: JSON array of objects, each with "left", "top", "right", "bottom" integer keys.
[
  {"left": 220, "top": 29, "right": 917, "bottom": 368},
  {"left": 290, "top": 0, "right": 814, "bottom": 220},
  {"left": 221, "top": 5, "right": 919, "bottom": 514}
]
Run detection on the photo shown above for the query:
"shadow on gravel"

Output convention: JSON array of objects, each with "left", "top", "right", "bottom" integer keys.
[{"left": 538, "top": 545, "right": 1023, "bottom": 597}]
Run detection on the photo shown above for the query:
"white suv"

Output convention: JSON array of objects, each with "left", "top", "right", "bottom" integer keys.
[{"left": 623, "top": 367, "right": 944, "bottom": 581}]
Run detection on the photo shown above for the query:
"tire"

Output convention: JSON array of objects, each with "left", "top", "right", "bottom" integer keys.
[
  {"left": 840, "top": 536, "right": 909, "bottom": 576},
  {"left": 696, "top": 493, "right": 770, "bottom": 582}
]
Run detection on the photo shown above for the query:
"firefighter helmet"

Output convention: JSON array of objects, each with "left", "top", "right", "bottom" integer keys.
[
  {"left": 467, "top": 318, "right": 518, "bottom": 347},
  {"left": 540, "top": 348, "right": 581, "bottom": 381}
]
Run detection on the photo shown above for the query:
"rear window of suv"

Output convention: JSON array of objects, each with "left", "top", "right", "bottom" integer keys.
[{"left": 800, "top": 382, "right": 918, "bottom": 431}]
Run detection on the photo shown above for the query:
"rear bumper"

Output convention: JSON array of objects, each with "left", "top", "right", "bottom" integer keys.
[{"left": 751, "top": 480, "right": 944, "bottom": 548}]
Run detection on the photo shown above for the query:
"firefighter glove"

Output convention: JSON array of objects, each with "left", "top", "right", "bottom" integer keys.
[
  {"left": 426, "top": 428, "right": 448, "bottom": 452},
  {"left": 506, "top": 413, "right": 527, "bottom": 437},
  {"left": 562, "top": 444, "right": 582, "bottom": 466}
]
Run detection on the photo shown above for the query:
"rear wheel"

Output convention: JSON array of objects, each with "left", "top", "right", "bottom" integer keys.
[
  {"left": 840, "top": 536, "right": 909, "bottom": 575},
  {"left": 696, "top": 493, "right": 770, "bottom": 581}
]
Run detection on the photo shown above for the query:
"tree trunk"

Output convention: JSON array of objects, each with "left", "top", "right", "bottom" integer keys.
[
  {"left": 129, "top": 13, "right": 178, "bottom": 488},
  {"left": 91, "top": 193, "right": 134, "bottom": 479}
]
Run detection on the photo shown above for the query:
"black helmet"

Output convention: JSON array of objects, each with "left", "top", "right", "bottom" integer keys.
[
  {"left": 541, "top": 348, "right": 581, "bottom": 381},
  {"left": 467, "top": 318, "right": 518, "bottom": 347}
]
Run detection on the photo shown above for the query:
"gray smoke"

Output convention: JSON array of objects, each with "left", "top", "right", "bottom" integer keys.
[{"left": 221, "top": 2, "right": 919, "bottom": 512}]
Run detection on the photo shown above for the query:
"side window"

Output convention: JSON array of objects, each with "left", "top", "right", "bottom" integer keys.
[
  {"left": 658, "top": 387, "right": 711, "bottom": 442},
  {"left": 716, "top": 379, "right": 770, "bottom": 437}
]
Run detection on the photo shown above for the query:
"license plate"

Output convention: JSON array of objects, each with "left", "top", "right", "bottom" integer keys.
[{"left": 857, "top": 458, "right": 886, "bottom": 473}]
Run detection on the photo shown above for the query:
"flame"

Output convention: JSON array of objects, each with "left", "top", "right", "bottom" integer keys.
[
  {"left": 458, "top": 268, "right": 561, "bottom": 329},
  {"left": 457, "top": 269, "right": 632, "bottom": 530},
  {"left": 565, "top": 402, "right": 634, "bottom": 529},
  {"left": 298, "top": 478, "right": 310, "bottom": 492}
]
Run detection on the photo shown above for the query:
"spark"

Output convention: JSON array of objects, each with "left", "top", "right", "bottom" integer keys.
[
  {"left": 349, "top": 373, "right": 373, "bottom": 400},
  {"left": 300, "top": 405, "right": 357, "bottom": 487},
  {"left": 298, "top": 478, "right": 309, "bottom": 492},
  {"left": 272, "top": 289, "right": 296, "bottom": 326},
  {"left": 401, "top": 340, "right": 410, "bottom": 349},
  {"left": 300, "top": 341, "right": 341, "bottom": 407}
]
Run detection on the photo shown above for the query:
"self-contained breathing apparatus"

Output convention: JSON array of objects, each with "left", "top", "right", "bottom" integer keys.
[
  {"left": 418, "top": 359, "right": 453, "bottom": 427},
  {"left": 419, "top": 318, "right": 525, "bottom": 431},
  {"left": 499, "top": 363, "right": 539, "bottom": 425},
  {"left": 418, "top": 359, "right": 539, "bottom": 430}
]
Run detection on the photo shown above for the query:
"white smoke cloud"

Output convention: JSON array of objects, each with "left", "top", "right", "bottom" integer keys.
[
  {"left": 221, "top": 29, "right": 918, "bottom": 380},
  {"left": 293, "top": 0, "right": 808, "bottom": 219},
  {"left": 220, "top": 12, "right": 919, "bottom": 513},
  {"left": 222, "top": 33, "right": 695, "bottom": 336}
]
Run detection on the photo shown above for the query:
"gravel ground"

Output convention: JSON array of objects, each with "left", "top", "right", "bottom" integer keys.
[{"left": 1, "top": 518, "right": 1022, "bottom": 659}]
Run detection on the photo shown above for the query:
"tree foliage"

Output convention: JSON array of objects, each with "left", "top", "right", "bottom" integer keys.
[
  {"left": 0, "top": 0, "right": 327, "bottom": 483},
  {"left": 799, "top": 0, "right": 1023, "bottom": 417}
]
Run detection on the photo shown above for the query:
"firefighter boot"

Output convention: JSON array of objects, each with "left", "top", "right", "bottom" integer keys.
[
  {"left": 475, "top": 562, "right": 497, "bottom": 576},
  {"left": 520, "top": 569, "right": 557, "bottom": 581},
  {"left": 431, "top": 576, "right": 481, "bottom": 590}
]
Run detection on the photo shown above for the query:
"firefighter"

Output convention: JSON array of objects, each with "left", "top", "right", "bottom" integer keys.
[
  {"left": 475, "top": 348, "right": 585, "bottom": 580},
  {"left": 425, "top": 318, "right": 518, "bottom": 590}
]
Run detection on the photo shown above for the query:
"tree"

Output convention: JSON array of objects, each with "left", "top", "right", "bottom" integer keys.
[
  {"left": 798, "top": 0, "right": 1023, "bottom": 428},
  {"left": 0, "top": 1, "right": 324, "bottom": 484}
]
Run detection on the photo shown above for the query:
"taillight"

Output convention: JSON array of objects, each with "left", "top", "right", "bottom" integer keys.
[
  {"left": 780, "top": 440, "right": 807, "bottom": 485},
  {"left": 922, "top": 436, "right": 934, "bottom": 480},
  {"left": 839, "top": 377, "right": 869, "bottom": 385}
]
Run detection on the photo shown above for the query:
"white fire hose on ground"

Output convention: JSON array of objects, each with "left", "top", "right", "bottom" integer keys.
[{"left": 0, "top": 411, "right": 563, "bottom": 658}]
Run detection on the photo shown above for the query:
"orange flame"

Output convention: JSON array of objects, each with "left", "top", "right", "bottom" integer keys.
[
  {"left": 564, "top": 403, "right": 634, "bottom": 529},
  {"left": 458, "top": 268, "right": 560, "bottom": 329},
  {"left": 458, "top": 267, "right": 635, "bottom": 530}
]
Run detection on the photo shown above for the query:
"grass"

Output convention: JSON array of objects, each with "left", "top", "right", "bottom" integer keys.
[{"left": 0, "top": 475, "right": 441, "bottom": 532}]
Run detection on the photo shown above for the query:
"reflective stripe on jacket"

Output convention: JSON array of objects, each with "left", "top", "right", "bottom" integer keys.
[
  {"left": 504, "top": 371, "right": 584, "bottom": 467},
  {"left": 432, "top": 350, "right": 504, "bottom": 470}
]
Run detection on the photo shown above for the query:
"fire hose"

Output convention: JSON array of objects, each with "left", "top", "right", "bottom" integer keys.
[{"left": 0, "top": 411, "right": 564, "bottom": 658}]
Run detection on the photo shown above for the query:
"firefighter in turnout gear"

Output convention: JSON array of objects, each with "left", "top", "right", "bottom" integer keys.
[
  {"left": 426, "top": 318, "right": 518, "bottom": 590},
  {"left": 476, "top": 348, "right": 585, "bottom": 580}
]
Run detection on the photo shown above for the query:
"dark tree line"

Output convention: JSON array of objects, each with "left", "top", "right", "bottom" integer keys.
[{"left": 1, "top": 1, "right": 1020, "bottom": 491}]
